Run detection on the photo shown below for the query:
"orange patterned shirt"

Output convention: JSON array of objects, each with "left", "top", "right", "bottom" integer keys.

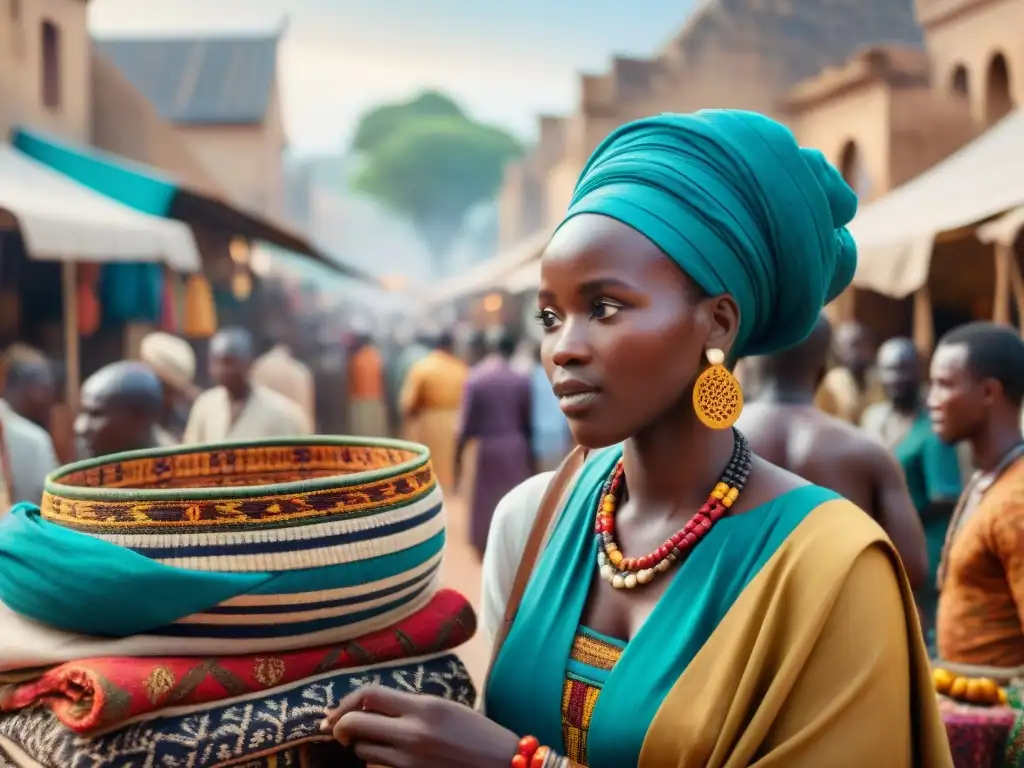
[{"left": 938, "top": 457, "right": 1024, "bottom": 667}]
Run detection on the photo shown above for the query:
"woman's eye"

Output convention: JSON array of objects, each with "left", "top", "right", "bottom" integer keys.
[
  {"left": 536, "top": 308, "right": 561, "bottom": 330},
  {"left": 592, "top": 300, "right": 621, "bottom": 320}
]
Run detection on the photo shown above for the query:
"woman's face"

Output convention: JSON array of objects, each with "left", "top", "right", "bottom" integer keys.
[{"left": 537, "top": 214, "right": 738, "bottom": 449}]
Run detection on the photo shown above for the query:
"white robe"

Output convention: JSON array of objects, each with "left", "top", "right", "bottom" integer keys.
[
  {"left": 0, "top": 399, "right": 59, "bottom": 508},
  {"left": 182, "top": 384, "right": 312, "bottom": 445}
]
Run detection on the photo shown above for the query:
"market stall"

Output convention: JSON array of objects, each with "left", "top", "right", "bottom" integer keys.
[
  {"left": 0, "top": 145, "right": 201, "bottom": 407},
  {"left": 848, "top": 108, "right": 1024, "bottom": 352}
]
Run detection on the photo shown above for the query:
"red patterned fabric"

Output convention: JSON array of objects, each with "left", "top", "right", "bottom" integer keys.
[
  {"left": 939, "top": 697, "right": 1018, "bottom": 768},
  {"left": 0, "top": 588, "right": 474, "bottom": 735}
]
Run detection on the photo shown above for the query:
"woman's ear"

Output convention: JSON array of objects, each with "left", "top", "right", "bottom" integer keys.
[{"left": 703, "top": 293, "right": 741, "bottom": 358}]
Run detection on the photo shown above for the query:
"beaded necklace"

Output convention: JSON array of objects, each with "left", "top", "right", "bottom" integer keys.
[{"left": 595, "top": 429, "right": 752, "bottom": 589}]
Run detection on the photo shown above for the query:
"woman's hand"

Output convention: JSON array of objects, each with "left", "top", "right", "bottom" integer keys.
[{"left": 321, "top": 686, "right": 521, "bottom": 768}]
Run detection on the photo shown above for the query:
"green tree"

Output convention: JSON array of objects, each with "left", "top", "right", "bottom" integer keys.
[
  {"left": 350, "top": 91, "right": 464, "bottom": 156},
  {"left": 352, "top": 111, "right": 522, "bottom": 271}
]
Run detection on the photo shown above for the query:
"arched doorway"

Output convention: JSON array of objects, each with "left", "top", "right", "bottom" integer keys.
[
  {"left": 950, "top": 64, "right": 969, "bottom": 99},
  {"left": 839, "top": 140, "right": 871, "bottom": 199},
  {"left": 985, "top": 53, "right": 1013, "bottom": 125}
]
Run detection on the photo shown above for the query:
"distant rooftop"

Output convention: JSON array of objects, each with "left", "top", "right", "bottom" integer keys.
[{"left": 95, "top": 33, "right": 280, "bottom": 125}]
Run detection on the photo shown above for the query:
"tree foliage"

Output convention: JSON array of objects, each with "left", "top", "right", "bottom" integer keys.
[
  {"left": 350, "top": 93, "right": 522, "bottom": 271},
  {"left": 350, "top": 91, "right": 464, "bottom": 156}
]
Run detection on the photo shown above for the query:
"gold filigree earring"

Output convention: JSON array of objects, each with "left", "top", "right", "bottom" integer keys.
[{"left": 692, "top": 348, "right": 743, "bottom": 429}]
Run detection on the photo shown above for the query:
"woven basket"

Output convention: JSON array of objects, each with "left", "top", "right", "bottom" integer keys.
[{"left": 40, "top": 437, "right": 445, "bottom": 646}]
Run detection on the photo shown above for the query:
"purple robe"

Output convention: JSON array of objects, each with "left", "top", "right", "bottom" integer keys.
[{"left": 458, "top": 358, "right": 533, "bottom": 557}]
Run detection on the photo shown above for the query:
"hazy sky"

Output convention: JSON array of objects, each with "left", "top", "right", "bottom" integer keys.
[{"left": 88, "top": 0, "right": 697, "bottom": 154}]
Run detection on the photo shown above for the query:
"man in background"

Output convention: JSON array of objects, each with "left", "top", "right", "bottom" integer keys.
[
  {"left": 0, "top": 351, "right": 59, "bottom": 505},
  {"left": 184, "top": 327, "right": 310, "bottom": 444},
  {"left": 251, "top": 325, "right": 317, "bottom": 431},
  {"left": 456, "top": 328, "right": 533, "bottom": 559},
  {"left": 931, "top": 322, "right": 1024, "bottom": 669},
  {"left": 387, "top": 323, "right": 430, "bottom": 437},
  {"left": 816, "top": 321, "right": 885, "bottom": 424},
  {"left": 75, "top": 361, "right": 164, "bottom": 459},
  {"left": 347, "top": 325, "right": 387, "bottom": 438},
  {"left": 399, "top": 329, "right": 468, "bottom": 490},
  {"left": 139, "top": 331, "right": 199, "bottom": 445},
  {"left": 738, "top": 314, "right": 927, "bottom": 590},
  {"left": 861, "top": 337, "right": 962, "bottom": 643}
]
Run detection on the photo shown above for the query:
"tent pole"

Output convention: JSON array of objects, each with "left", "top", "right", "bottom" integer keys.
[
  {"left": 61, "top": 261, "right": 80, "bottom": 412},
  {"left": 993, "top": 243, "right": 1012, "bottom": 326},
  {"left": 912, "top": 286, "right": 934, "bottom": 359},
  {"left": 1006, "top": 245, "right": 1024, "bottom": 333}
]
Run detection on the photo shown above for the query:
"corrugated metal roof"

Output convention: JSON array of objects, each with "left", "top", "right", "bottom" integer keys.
[{"left": 95, "top": 35, "right": 279, "bottom": 125}]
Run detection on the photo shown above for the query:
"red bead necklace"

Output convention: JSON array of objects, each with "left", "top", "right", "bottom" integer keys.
[{"left": 595, "top": 429, "right": 752, "bottom": 589}]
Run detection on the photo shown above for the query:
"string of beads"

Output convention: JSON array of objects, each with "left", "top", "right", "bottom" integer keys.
[
  {"left": 511, "top": 734, "right": 576, "bottom": 767},
  {"left": 595, "top": 428, "right": 752, "bottom": 589}
]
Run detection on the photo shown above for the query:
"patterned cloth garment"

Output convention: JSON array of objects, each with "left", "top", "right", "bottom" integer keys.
[
  {"left": 0, "top": 589, "right": 476, "bottom": 735},
  {"left": 0, "top": 652, "right": 475, "bottom": 768},
  {"left": 561, "top": 627, "right": 625, "bottom": 765},
  {"left": 0, "top": 437, "right": 446, "bottom": 651}
]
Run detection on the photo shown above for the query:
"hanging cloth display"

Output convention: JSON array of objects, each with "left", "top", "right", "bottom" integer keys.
[
  {"left": 160, "top": 270, "right": 179, "bottom": 333},
  {"left": 182, "top": 273, "right": 217, "bottom": 339},
  {"left": 76, "top": 263, "right": 101, "bottom": 337}
]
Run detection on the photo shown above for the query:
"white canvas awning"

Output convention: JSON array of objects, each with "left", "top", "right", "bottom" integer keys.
[
  {"left": 0, "top": 145, "right": 200, "bottom": 272},
  {"left": 850, "top": 109, "right": 1024, "bottom": 299},
  {"left": 428, "top": 227, "right": 551, "bottom": 305}
]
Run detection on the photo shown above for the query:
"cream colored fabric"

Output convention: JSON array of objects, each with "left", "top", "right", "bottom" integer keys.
[
  {"left": 0, "top": 586, "right": 435, "bottom": 672},
  {"left": 182, "top": 384, "right": 311, "bottom": 444},
  {"left": 139, "top": 332, "right": 196, "bottom": 395},
  {"left": 251, "top": 345, "right": 316, "bottom": 427}
]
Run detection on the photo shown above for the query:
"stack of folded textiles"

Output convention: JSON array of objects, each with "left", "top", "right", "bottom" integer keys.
[{"left": 0, "top": 437, "right": 477, "bottom": 767}]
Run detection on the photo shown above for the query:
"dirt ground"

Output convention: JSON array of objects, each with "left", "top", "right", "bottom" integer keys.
[{"left": 438, "top": 494, "right": 490, "bottom": 689}]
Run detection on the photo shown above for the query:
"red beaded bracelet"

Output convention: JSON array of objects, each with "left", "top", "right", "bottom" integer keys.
[
  {"left": 510, "top": 735, "right": 539, "bottom": 768},
  {"left": 511, "top": 735, "right": 569, "bottom": 768}
]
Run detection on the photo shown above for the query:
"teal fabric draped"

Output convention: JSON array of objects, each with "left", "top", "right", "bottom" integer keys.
[
  {"left": 0, "top": 504, "right": 262, "bottom": 636},
  {"left": 485, "top": 449, "right": 838, "bottom": 767},
  {"left": 0, "top": 504, "right": 445, "bottom": 637},
  {"left": 100, "top": 263, "right": 164, "bottom": 325},
  {"left": 560, "top": 110, "right": 858, "bottom": 357}
]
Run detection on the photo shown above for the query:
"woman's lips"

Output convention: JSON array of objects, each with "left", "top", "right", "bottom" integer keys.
[{"left": 558, "top": 390, "right": 601, "bottom": 416}]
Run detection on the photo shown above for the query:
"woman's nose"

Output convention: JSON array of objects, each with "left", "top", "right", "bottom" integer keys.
[{"left": 550, "top": 316, "right": 592, "bottom": 368}]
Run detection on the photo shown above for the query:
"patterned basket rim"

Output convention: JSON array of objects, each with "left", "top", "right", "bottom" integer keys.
[{"left": 44, "top": 435, "right": 431, "bottom": 503}]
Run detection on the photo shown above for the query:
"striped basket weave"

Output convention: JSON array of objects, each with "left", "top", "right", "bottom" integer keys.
[{"left": 40, "top": 437, "right": 444, "bottom": 648}]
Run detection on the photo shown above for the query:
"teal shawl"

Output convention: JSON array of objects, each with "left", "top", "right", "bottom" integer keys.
[
  {"left": 560, "top": 110, "right": 858, "bottom": 357},
  {"left": 0, "top": 503, "right": 444, "bottom": 637},
  {"left": 485, "top": 448, "right": 838, "bottom": 767}
]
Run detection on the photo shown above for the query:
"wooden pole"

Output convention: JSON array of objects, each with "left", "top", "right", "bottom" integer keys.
[
  {"left": 912, "top": 285, "right": 934, "bottom": 359},
  {"left": 61, "top": 260, "right": 79, "bottom": 412},
  {"left": 992, "top": 242, "right": 1012, "bottom": 326},
  {"left": 1006, "top": 245, "right": 1024, "bottom": 333}
]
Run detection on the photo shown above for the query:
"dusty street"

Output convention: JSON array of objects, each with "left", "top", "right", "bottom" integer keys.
[{"left": 439, "top": 494, "right": 490, "bottom": 689}]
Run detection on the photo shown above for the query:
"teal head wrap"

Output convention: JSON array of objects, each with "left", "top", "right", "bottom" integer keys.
[{"left": 560, "top": 110, "right": 858, "bottom": 357}]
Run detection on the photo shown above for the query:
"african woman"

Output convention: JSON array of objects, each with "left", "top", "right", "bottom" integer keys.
[{"left": 321, "top": 111, "right": 952, "bottom": 767}]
